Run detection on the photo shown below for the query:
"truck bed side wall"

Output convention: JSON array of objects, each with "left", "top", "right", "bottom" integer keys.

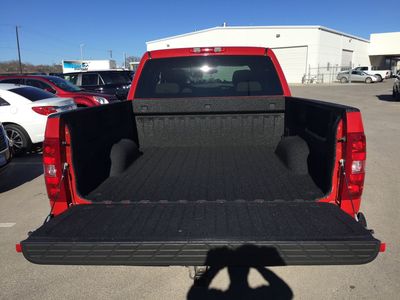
[
  {"left": 61, "top": 101, "right": 138, "bottom": 196},
  {"left": 284, "top": 97, "right": 353, "bottom": 194}
]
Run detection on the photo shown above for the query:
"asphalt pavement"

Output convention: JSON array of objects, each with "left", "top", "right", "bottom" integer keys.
[{"left": 0, "top": 79, "right": 399, "bottom": 299}]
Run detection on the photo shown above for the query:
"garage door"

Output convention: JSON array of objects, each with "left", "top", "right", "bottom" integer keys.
[
  {"left": 272, "top": 46, "right": 308, "bottom": 84},
  {"left": 341, "top": 49, "right": 353, "bottom": 69}
]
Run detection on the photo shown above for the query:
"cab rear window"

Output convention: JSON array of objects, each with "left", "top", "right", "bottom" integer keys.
[
  {"left": 135, "top": 55, "right": 283, "bottom": 98},
  {"left": 9, "top": 87, "right": 54, "bottom": 101}
]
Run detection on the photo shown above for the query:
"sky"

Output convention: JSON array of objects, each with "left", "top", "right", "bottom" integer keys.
[{"left": 0, "top": 0, "right": 398, "bottom": 66}]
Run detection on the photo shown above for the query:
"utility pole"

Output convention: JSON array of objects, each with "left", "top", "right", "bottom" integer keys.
[
  {"left": 108, "top": 50, "right": 112, "bottom": 59},
  {"left": 15, "top": 26, "right": 22, "bottom": 74},
  {"left": 123, "top": 52, "right": 127, "bottom": 69}
]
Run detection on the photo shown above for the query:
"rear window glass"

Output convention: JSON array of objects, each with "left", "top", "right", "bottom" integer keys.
[
  {"left": 0, "top": 78, "right": 23, "bottom": 84},
  {"left": 9, "top": 87, "right": 54, "bottom": 101},
  {"left": 135, "top": 55, "right": 283, "bottom": 98},
  {"left": 100, "top": 72, "right": 131, "bottom": 85},
  {"left": 81, "top": 73, "right": 99, "bottom": 86}
]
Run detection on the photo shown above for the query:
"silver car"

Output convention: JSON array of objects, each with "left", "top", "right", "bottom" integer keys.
[{"left": 337, "top": 70, "right": 378, "bottom": 83}]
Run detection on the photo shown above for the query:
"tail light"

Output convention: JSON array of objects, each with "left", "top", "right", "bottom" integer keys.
[
  {"left": 43, "top": 138, "right": 67, "bottom": 206},
  {"left": 32, "top": 106, "right": 57, "bottom": 115},
  {"left": 344, "top": 133, "right": 366, "bottom": 198}
]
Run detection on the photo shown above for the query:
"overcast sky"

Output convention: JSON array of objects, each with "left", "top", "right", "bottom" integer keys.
[{"left": 1, "top": 0, "right": 398, "bottom": 65}]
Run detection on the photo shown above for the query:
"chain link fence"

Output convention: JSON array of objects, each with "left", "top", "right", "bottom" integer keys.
[{"left": 302, "top": 64, "right": 353, "bottom": 84}]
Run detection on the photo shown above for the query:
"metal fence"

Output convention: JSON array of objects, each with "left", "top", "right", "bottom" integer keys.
[{"left": 302, "top": 64, "right": 353, "bottom": 84}]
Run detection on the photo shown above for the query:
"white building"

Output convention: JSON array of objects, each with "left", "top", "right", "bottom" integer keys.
[
  {"left": 147, "top": 25, "right": 371, "bottom": 83},
  {"left": 369, "top": 32, "right": 400, "bottom": 74}
]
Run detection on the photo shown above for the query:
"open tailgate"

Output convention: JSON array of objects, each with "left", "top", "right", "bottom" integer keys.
[{"left": 20, "top": 202, "right": 380, "bottom": 266}]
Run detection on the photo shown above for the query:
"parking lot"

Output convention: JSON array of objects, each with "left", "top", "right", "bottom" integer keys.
[{"left": 0, "top": 79, "right": 399, "bottom": 299}]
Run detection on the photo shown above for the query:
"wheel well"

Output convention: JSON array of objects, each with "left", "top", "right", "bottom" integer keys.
[
  {"left": 2, "top": 122, "right": 32, "bottom": 140},
  {"left": 3, "top": 122, "right": 23, "bottom": 128}
]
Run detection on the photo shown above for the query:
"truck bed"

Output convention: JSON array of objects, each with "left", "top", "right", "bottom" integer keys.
[{"left": 87, "top": 146, "right": 323, "bottom": 202}]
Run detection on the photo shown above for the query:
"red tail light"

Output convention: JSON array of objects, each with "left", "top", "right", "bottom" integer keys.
[
  {"left": 345, "top": 133, "right": 366, "bottom": 198},
  {"left": 43, "top": 138, "right": 68, "bottom": 207},
  {"left": 32, "top": 106, "right": 57, "bottom": 115}
]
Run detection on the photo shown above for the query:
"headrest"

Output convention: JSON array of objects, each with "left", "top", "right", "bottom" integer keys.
[
  {"left": 155, "top": 83, "right": 180, "bottom": 94},
  {"left": 232, "top": 70, "right": 257, "bottom": 85}
]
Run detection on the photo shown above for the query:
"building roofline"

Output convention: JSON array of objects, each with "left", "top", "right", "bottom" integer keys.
[{"left": 146, "top": 25, "right": 369, "bottom": 44}]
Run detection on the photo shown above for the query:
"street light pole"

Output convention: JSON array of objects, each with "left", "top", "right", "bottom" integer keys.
[{"left": 80, "top": 43, "right": 85, "bottom": 61}]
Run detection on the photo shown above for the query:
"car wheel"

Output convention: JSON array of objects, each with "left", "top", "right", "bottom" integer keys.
[
  {"left": 394, "top": 88, "right": 400, "bottom": 101},
  {"left": 4, "top": 124, "right": 32, "bottom": 155},
  {"left": 340, "top": 77, "right": 347, "bottom": 83},
  {"left": 365, "top": 77, "right": 372, "bottom": 84},
  {"left": 375, "top": 74, "right": 382, "bottom": 82}
]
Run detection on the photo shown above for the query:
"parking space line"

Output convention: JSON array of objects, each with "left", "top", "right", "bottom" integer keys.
[{"left": 0, "top": 223, "right": 16, "bottom": 228}]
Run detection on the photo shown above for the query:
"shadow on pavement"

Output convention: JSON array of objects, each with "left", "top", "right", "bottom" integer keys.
[
  {"left": 187, "top": 266, "right": 293, "bottom": 300},
  {"left": 376, "top": 94, "right": 398, "bottom": 102},
  {"left": 0, "top": 153, "right": 43, "bottom": 193},
  {"left": 187, "top": 246, "right": 293, "bottom": 300}
]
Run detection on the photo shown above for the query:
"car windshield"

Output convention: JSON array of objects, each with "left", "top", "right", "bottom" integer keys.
[
  {"left": 47, "top": 76, "right": 81, "bottom": 92},
  {"left": 100, "top": 72, "right": 131, "bottom": 85},
  {"left": 10, "top": 87, "right": 54, "bottom": 101}
]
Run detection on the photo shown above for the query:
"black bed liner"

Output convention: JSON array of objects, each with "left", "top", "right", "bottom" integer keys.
[
  {"left": 21, "top": 202, "right": 380, "bottom": 266},
  {"left": 87, "top": 146, "right": 323, "bottom": 202}
]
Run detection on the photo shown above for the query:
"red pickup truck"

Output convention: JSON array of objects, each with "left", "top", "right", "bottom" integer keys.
[{"left": 17, "top": 47, "right": 383, "bottom": 268}]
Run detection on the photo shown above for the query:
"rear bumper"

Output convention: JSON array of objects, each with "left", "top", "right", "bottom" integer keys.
[{"left": 21, "top": 240, "right": 380, "bottom": 266}]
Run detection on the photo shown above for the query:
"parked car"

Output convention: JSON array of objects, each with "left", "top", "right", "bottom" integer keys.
[
  {"left": 393, "top": 71, "right": 400, "bottom": 101},
  {"left": 337, "top": 70, "right": 378, "bottom": 83},
  {"left": 0, "top": 75, "right": 118, "bottom": 107},
  {"left": 353, "top": 66, "right": 391, "bottom": 82},
  {"left": 62, "top": 70, "right": 132, "bottom": 100},
  {"left": 0, "top": 84, "right": 76, "bottom": 154},
  {"left": 0, "top": 122, "right": 12, "bottom": 168},
  {"left": 18, "top": 47, "right": 382, "bottom": 269}
]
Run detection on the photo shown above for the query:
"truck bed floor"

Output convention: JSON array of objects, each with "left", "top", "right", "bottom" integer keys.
[{"left": 87, "top": 146, "right": 324, "bottom": 202}]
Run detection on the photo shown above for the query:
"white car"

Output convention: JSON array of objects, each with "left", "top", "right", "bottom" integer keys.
[{"left": 0, "top": 84, "right": 76, "bottom": 154}]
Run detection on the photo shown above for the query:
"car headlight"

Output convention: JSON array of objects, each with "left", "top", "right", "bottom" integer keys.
[{"left": 93, "top": 96, "right": 109, "bottom": 104}]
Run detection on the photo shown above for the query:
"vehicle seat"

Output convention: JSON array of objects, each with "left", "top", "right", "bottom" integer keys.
[
  {"left": 155, "top": 69, "right": 191, "bottom": 95},
  {"left": 232, "top": 70, "right": 262, "bottom": 94}
]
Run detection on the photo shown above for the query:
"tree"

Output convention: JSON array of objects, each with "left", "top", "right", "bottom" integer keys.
[
  {"left": 0, "top": 60, "right": 62, "bottom": 74},
  {"left": 125, "top": 56, "right": 141, "bottom": 70}
]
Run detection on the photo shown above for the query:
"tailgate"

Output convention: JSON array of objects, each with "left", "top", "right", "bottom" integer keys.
[{"left": 20, "top": 202, "right": 380, "bottom": 266}]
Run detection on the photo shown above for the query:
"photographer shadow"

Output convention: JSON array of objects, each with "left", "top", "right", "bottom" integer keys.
[{"left": 187, "top": 245, "right": 293, "bottom": 300}]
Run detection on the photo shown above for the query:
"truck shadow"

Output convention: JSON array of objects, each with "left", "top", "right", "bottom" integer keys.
[
  {"left": 187, "top": 246, "right": 293, "bottom": 300},
  {"left": 0, "top": 153, "right": 43, "bottom": 193}
]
